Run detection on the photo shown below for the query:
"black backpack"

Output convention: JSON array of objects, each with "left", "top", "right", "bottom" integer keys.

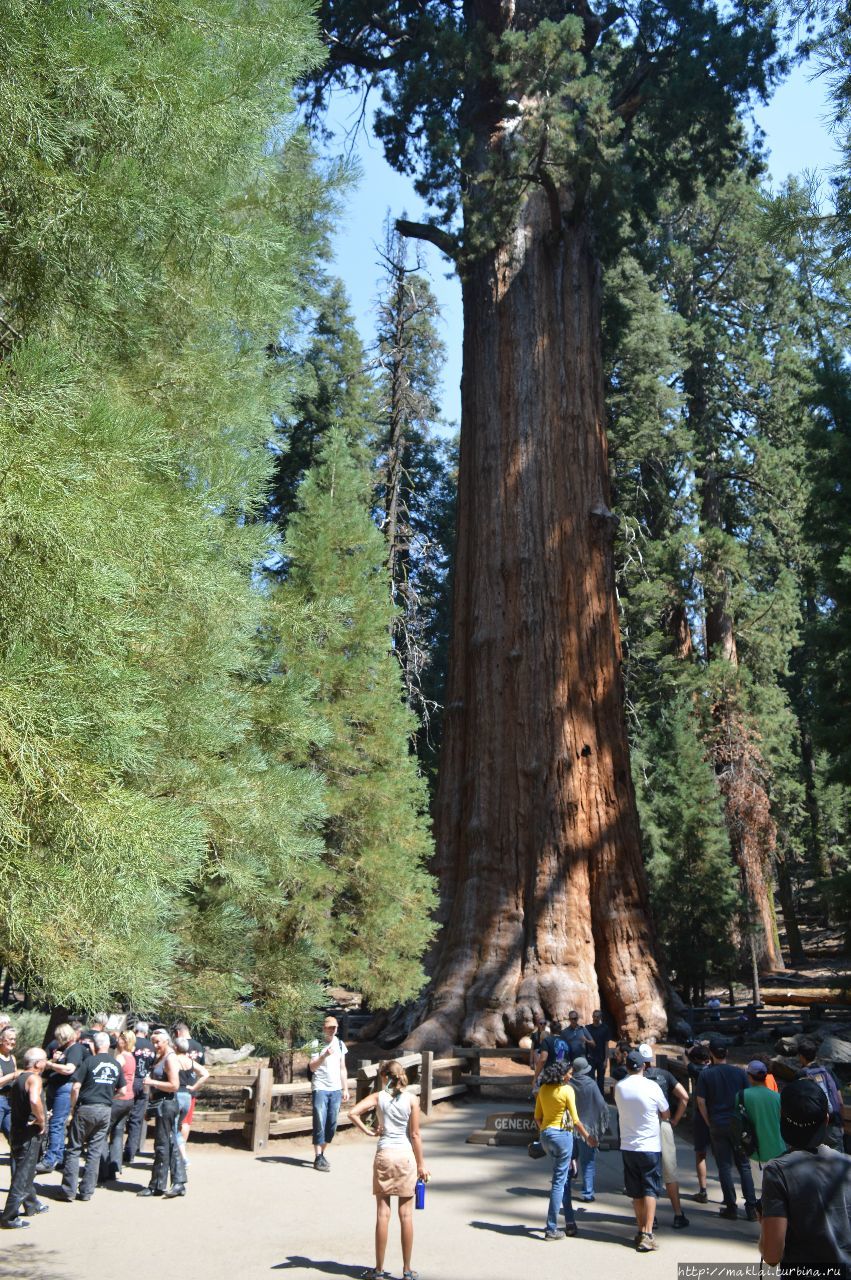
[{"left": 731, "top": 1090, "right": 758, "bottom": 1159}]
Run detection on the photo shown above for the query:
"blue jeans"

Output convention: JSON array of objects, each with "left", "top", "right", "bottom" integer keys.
[
  {"left": 540, "top": 1127, "right": 575, "bottom": 1233},
  {"left": 45, "top": 1081, "right": 73, "bottom": 1167},
  {"left": 575, "top": 1135, "right": 596, "bottom": 1198},
  {"left": 710, "top": 1124, "right": 756, "bottom": 1209},
  {"left": 0, "top": 1094, "right": 10, "bottom": 1141},
  {"left": 312, "top": 1089, "right": 342, "bottom": 1147}
]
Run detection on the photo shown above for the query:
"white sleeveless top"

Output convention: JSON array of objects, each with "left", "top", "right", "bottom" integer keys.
[{"left": 376, "top": 1089, "right": 413, "bottom": 1151}]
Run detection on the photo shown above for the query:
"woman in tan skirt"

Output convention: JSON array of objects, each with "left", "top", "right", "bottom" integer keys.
[{"left": 349, "top": 1060, "right": 429, "bottom": 1280}]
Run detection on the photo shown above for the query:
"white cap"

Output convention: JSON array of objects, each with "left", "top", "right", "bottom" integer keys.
[{"left": 638, "top": 1042, "right": 653, "bottom": 1062}]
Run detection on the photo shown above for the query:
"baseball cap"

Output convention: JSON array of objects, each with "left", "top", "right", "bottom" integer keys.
[
  {"left": 638, "top": 1043, "right": 653, "bottom": 1062},
  {"left": 708, "top": 1037, "right": 727, "bottom": 1055},
  {"left": 780, "top": 1078, "right": 829, "bottom": 1148},
  {"left": 746, "top": 1059, "right": 768, "bottom": 1077},
  {"left": 626, "top": 1049, "right": 645, "bottom": 1072}
]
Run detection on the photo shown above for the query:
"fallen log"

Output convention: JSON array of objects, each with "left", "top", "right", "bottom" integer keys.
[{"left": 761, "top": 989, "right": 851, "bottom": 1007}]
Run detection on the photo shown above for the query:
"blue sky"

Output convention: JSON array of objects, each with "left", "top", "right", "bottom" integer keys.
[{"left": 328, "top": 59, "right": 841, "bottom": 426}]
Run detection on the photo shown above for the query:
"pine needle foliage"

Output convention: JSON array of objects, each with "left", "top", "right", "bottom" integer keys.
[
  {"left": 276, "top": 429, "right": 437, "bottom": 1007},
  {"left": 641, "top": 698, "right": 740, "bottom": 1001},
  {"left": 0, "top": 0, "right": 336, "bottom": 1020}
]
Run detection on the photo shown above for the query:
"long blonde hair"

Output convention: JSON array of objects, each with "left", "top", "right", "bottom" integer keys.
[{"left": 379, "top": 1059, "right": 409, "bottom": 1096}]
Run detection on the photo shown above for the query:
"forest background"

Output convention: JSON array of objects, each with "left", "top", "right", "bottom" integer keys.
[{"left": 0, "top": 0, "right": 850, "bottom": 1055}]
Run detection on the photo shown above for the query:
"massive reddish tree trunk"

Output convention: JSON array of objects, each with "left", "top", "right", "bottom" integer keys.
[{"left": 405, "top": 194, "right": 668, "bottom": 1050}]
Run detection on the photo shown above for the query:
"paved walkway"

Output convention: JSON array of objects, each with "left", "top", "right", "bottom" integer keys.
[{"left": 1, "top": 1101, "right": 768, "bottom": 1280}]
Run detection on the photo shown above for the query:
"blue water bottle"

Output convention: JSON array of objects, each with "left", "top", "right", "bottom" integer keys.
[{"left": 415, "top": 1178, "right": 426, "bottom": 1210}]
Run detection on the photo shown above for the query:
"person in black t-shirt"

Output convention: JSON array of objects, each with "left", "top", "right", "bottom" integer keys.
[
  {"left": 124, "top": 1020, "right": 155, "bottom": 1163},
  {"left": 0, "top": 1048, "right": 47, "bottom": 1228},
  {"left": 61, "top": 1032, "right": 122, "bottom": 1203},
  {"left": 38, "top": 1023, "right": 86, "bottom": 1172},
  {"left": 759, "top": 1077, "right": 851, "bottom": 1277},
  {"left": 171, "top": 1021, "right": 206, "bottom": 1065},
  {"left": 696, "top": 1040, "right": 757, "bottom": 1220},
  {"left": 587, "top": 1011, "right": 611, "bottom": 1095},
  {"left": 685, "top": 1042, "right": 711, "bottom": 1202}
]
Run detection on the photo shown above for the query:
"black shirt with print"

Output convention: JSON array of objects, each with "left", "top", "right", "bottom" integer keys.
[{"left": 74, "top": 1052, "right": 123, "bottom": 1107}]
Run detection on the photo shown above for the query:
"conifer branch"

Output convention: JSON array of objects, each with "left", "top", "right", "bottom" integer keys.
[{"left": 395, "top": 219, "right": 460, "bottom": 261}]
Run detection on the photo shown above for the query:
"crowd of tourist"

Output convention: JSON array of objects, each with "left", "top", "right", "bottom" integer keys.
[
  {"left": 527, "top": 1013, "right": 851, "bottom": 1270},
  {"left": 0, "top": 1012, "right": 207, "bottom": 1230},
  {"left": 2, "top": 1002, "right": 849, "bottom": 1278}
]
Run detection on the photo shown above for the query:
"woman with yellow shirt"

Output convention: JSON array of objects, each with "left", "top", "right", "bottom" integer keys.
[{"left": 534, "top": 1060, "right": 593, "bottom": 1239}]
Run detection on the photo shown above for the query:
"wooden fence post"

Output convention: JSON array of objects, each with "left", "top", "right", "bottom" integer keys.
[
  {"left": 468, "top": 1048, "right": 481, "bottom": 1096},
  {"left": 249, "top": 1067, "right": 274, "bottom": 1153},
  {"left": 356, "top": 1060, "right": 372, "bottom": 1103},
  {"left": 420, "top": 1050, "right": 433, "bottom": 1116}
]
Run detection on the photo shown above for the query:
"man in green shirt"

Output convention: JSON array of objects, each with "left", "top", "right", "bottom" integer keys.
[{"left": 742, "top": 1060, "right": 785, "bottom": 1163}]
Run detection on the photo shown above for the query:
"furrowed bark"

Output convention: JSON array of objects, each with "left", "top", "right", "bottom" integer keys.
[{"left": 404, "top": 192, "right": 668, "bottom": 1050}]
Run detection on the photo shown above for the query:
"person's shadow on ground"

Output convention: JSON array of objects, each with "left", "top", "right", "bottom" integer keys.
[
  {"left": 468, "top": 1220, "right": 540, "bottom": 1239},
  {"left": 259, "top": 1155, "right": 315, "bottom": 1169},
  {"left": 469, "top": 1217, "right": 635, "bottom": 1247},
  {"left": 272, "top": 1259, "right": 364, "bottom": 1276}
]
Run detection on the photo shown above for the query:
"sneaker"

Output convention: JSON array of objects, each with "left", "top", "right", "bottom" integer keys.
[
  {"left": 673, "top": 1214, "right": 690, "bottom": 1229},
  {"left": 719, "top": 1204, "right": 738, "bottom": 1220},
  {"left": 35, "top": 1161, "right": 56, "bottom": 1174},
  {"left": 636, "top": 1232, "right": 657, "bottom": 1252},
  {"left": 564, "top": 1222, "right": 578, "bottom": 1236},
  {"left": 23, "top": 1203, "right": 49, "bottom": 1216},
  {"left": 745, "top": 1204, "right": 759, "bottom": 1222},
  {"left": 695, "top": 1188, "right": 708, "bottom": 1203},
  {"left": 544, "top": 1229, "right": 565, "bottom": 1240},
  {"left": 0, "top": 1218, "right": 29, "bottom": 1230},
  {"left": 314, "top": 1154, "right": 330, "bottom": 1172},
  {"left": 581, "top": 1194, "right": 596, "bottom": 1202}
]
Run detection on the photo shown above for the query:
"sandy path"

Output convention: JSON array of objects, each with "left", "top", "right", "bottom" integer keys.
[{"left": 0, "top": 1101, "right": 768, "bottom": 1280}]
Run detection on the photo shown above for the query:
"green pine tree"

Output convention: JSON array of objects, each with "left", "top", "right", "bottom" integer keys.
[
  {"left": 641, "top": 698, "right": 740, "bottom": 1002},
  {"left": 276, "top": 428, "right": 437, "bottom": 1006},
  {"left": 0, "top": 0, "right": 336, "bottom": 1024}
]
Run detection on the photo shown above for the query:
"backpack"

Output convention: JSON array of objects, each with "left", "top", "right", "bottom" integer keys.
[
  {"left": 731, "top": 1091, "right": 758, "bottom": 1160},
  {"left": 803, "top": 1065, "right": 843, "bottom": 1119}
]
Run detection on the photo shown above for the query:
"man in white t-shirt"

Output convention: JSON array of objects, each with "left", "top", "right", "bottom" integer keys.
[
  {"left": 308, "top": 1016, "right": 349, "bottom": 1172},
  {"left": 615, "top": 1049, "right": 670, "bottom": 1254}
]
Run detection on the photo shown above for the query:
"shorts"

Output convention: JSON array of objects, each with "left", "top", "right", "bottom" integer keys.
[
  {"left": 186, "top": 1095, "right": 196, "bottom": 1126},
  {"left": 693, "top": 1109, "right": 710, "bottom": 1153},
  {"left": 622, "top": 1149, "right": 663, "bottom": 1200},
  {"left": 373, "top": 1147, "right": 416, "bottom": 1199},
  {"left": 660, "top": 1120, "right": 677, "bottom": 1183}
]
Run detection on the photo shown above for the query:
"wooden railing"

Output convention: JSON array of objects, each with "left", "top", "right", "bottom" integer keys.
[{"left": 191, "top": 1046, "right": 533, "bottom": 1152}]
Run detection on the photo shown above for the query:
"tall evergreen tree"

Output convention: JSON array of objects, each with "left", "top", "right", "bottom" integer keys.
[
  {"left": 373, "top": 226, "right": 452, "bottom": 734},
  {"left": 275, "top": 429, "right": 437, "bottom": 1005},
  {"left": 268, "top": 278, "right": 375, "bottom": 533},
  {"left": 609, "top": 168, "right": 817, "bottom": 979},
  {"left": 640, "top": 698, "right": 740, "bottom": 1004},
  {"left": 0, "top": 0, "right": 335, "bottom": 1024},
  {"left": 304, "top": 0, "right": 783, "bottom": 1049}
]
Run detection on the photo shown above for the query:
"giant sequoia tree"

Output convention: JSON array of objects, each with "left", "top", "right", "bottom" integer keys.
[{"left": 307, "top": 0, "right": 781, "bottom": 1045}]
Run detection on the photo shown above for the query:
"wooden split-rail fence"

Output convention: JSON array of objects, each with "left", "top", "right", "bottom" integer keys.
[{"left": 189, "top": 1047, "right": 529, "bottom": 1153}]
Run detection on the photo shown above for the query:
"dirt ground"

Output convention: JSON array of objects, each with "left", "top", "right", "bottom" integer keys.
[{"left": 1, "top": 1099, "right": 769, "bottom": 1280}]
